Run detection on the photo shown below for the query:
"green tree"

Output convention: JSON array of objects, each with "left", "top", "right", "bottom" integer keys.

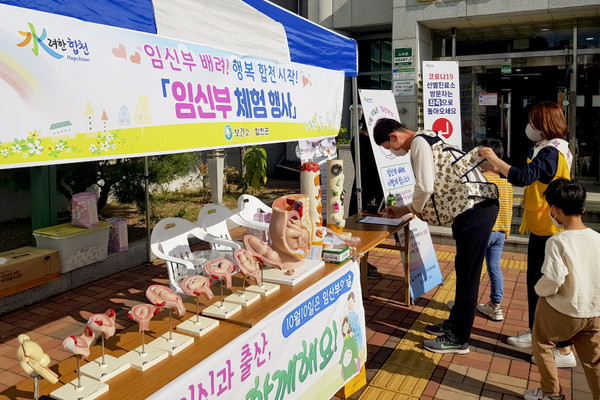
[
  {"left": 19, "top": 153, "right": 198, "bottom": 212},
  {"left": 237, "top": 146, "right": 267, "bottom": 194}
]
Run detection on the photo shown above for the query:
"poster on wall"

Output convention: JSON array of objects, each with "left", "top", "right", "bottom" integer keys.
[
  {"left": 422, "top": 61, "right": 462, "bottom": 149},
  {"left": 148, "top": 261, "right": 367, "bottom": 400},
  {"left": 0, "top": 3, "right": 344, "bottom": 170},
  {"left": 358, "top": 89, "right": 443, "bottom": 301}
]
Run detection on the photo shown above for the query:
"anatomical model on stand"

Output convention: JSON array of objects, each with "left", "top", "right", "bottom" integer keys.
[
  {"left": 17, "top": 334, "right": 59, "bottom": 400},
  {"left": 178, "top": 275, "right": 220, "bottom": 336},
  {"left": 145, "top": 284, "right": 193, "bottom": 354}
]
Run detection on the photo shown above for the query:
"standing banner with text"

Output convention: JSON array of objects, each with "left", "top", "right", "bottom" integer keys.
[
  {"left": 148, "top": 261, "right": 366, "bottom": 400},
  {"left": 422, "top": 61, "right": 462, "bottom": 149},
  {"left": 358, "top": 89, "right": 443, "bottom": 301},
  {"left": 0, "top": 3, "right": 344, "bottom": 170}
]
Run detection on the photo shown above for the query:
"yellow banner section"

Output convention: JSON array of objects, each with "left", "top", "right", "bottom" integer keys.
[{"left": 1, "top": 122, "right": 338, "bottom": 167}]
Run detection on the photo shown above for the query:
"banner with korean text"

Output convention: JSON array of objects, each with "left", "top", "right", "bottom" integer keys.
[
  {"left": 148, "top": 260, "right": 366, "bottom": 400},
  {"left": 422, "top": 61, "right": 462, "bottom": 149},
  {"left": 0, "top": 3, "right": 344, "bottom": 170},
  {"left": 358, "top": 89, "right": 443, "bottom": 301}
]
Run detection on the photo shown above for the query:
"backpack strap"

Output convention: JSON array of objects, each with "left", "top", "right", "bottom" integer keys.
[{"left": 415, "top": 131, "right": 442, "bottom": 146}]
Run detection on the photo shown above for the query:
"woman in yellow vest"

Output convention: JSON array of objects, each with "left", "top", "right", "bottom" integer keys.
[{"left": 479, "top": 101, "right": 574, "bottom": 367}]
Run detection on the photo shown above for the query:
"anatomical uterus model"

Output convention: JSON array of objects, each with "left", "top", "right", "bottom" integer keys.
[{"left": 268, "top": 195, "right": 312, "bottom": 273}]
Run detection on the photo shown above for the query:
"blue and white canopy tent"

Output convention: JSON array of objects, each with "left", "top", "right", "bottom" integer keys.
[
  {"left": 0, "top": 0, "right": 357, "bottom": 75},
  {"left": 0, "top": 0, "right": 361, "bottom": 255}
]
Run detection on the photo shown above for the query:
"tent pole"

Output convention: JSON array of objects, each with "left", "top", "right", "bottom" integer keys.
[
  {"left": 351, "top": 77, "right": 362, "bottom": 212},
  {"left": 145, "top": 156, "right": 151, "bottom": 263}
]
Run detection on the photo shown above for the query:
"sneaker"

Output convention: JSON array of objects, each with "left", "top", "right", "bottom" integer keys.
[
  {"left": 507, "top": 330, "right": 532, "bottom": 347},
  {"left": 423, "top": 333, "right": 469, "bottom": 354},
  {"left": 523, "top": 388, "right": 565, "bottom": 400},
  {"left": 425, "top": 321, "right": 452, "bottom": 337},
  {"left": 531, "top": 348, "right": 577, "bottom": 368},
  {"left": 447, "top": 300, "right": 454, "bottom": 310},
  {"left": 477, "top": 301, "right": 504, "bottom": 321}
]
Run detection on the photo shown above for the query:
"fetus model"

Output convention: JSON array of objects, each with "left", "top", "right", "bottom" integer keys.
[
  {"left": 87, "top": 308, "right": 117, "bottom": 340},
  {"left": 128, "top": 304, "right": 161, "bottom": 357},
  {"left": 243, "top": 234, "right": 282, "bottom": 269},
  {"left": 17, "top": 334, "right": 59, "bottom": 386},
  {"left": 181, "top": 274, "right": 213, "bottom": 300},
  {"left": 269, "top": 195, "right": 312, "bottom": 272},
  {"left": 128, "top": 304, "right": 161, "bottom": 333},
  {"left": 204, "top": 258, "right": 236, "bottom": 289},
  {"left": 87, "top": 308, "right": 117, "bottom": 367},
  {"left": 234, "top": 248, "right": 261, "bottom": 286},
  {"left": 63, "top": 325, "right": 96, "bottom": 360},
  {"left": 146, "top": 285, "right": 186, "bottom": 317},
  {"left": 63, "top": 325, "right": 96, "bottom": 389},
  {"left": 146, "top": 284, "right": 187, "bottom": 341},
  {"left": 181, "top": 274, "right": 214, "bottom": 323}
]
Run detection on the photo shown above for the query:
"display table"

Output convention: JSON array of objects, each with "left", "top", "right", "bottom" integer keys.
[
  {"left": 344, "top": 213, "right": 413, "bottom": 305},
  {"left": 1, "top": 260, "right": 367, "bottom": 400}
]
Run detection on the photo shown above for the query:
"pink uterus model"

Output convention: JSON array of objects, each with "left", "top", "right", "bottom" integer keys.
[
  {"left": 268, "top": 195, "right": 312, "bottom": 273},
  {"left": 87, "top": 308, "right": 117, "bottom": 340},
  {"left": 181, "top": 275, "right": 213, "bottom": 300},
  {"left": 180, "top": 274, "right": 216, "bottom": 326},
  {"left": 87, "top": 308, "right": 117, "bottom": 368},
  {"left": 128, "top": 304, "right": 161, "bottom": 332},
  {"left": 243, "top": 235, "right": 282, "bottom": 270},
  {"left": 204, "top": 258, "right": 236, "bottom": 289},
  {"left": 63, "top": 325, "right": 95, "bottom": 360},
  {"left": 62, "top": 325, "right": 96, "bottom": 390},
  {"left": 234, "top": 248, "right": 262, "bottom": 286},
  {"left": 146, "top": 285, "right": 186, "bottom": 318}
]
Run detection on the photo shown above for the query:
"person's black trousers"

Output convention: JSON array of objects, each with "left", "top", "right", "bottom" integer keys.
[
  {"left": 448, "top": 198, "right": 499, "bottom": 344},
  {"left": 527, "top": 233, "right": 550, "bottom": 331},
  {"left": 527, "top": 232, "right": 571, "bottom": 348}
]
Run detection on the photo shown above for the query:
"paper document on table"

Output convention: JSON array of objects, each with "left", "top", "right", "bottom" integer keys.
[{"left": 357, "top": 216, "right": 410, "bottom": 226}]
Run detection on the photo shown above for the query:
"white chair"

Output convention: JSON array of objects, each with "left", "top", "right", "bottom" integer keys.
[
  {"left": 196, "top": 204, "right": 241, "bottom": 251},
  {"left": 233, "top": 194, "right": 272, "bottom": 232},
  {"left": 151, "top": 217, "right": 240, "bottom": 295}
]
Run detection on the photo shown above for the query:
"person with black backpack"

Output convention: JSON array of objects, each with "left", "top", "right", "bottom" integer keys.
[{"left": 373, "top": 118, "right": 499, "bottom": 354}]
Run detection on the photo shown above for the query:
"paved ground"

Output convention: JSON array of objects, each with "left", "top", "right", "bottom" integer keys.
[{"left": 0, "top": 240, "right": 593, "bottom": 399}]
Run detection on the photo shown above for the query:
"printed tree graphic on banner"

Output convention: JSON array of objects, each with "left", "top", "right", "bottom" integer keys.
[
  {"left": 134, "top": 95, "right": 152, "bottom": 136},
  {"left": 118, "top": 105, "right": 131, "bottom": 135},
  {"left": 84, "top": 100, "right": 94, "bottom": 131}
]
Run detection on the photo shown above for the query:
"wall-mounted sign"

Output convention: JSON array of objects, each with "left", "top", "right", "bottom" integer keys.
[
  {"left": 478, "top": 93, "right": 498, "bottom": 106},
  {"left": 393, "top": 80, "right": 415, "bottom": 96},
  {"left": 394, "top": 48, "right": 413, "bottom": 67},
  {"left": 393, "top": 68, "right": 415, "bottom": 81}
]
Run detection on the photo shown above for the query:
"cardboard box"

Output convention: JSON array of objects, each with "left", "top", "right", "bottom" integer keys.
[
  {"left": 0, "top": 247, "right": 60, "bottom": 298},
  {"left": 322, "top": 245, "right": 350, "bottom": 264},
  {"left": 33, "top": 221, "right": 110, "bottom": 272}
]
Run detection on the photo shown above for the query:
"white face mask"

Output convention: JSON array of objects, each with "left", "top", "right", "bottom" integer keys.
[
  {"left": 390, "top": 147, "right": 408, "bottom": 157},
  {"left": 526, "top": 123, "right": 543, "bottom": 142},
  {"left": 549, "top": 209, "right": 563, "bottom": 229}
]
